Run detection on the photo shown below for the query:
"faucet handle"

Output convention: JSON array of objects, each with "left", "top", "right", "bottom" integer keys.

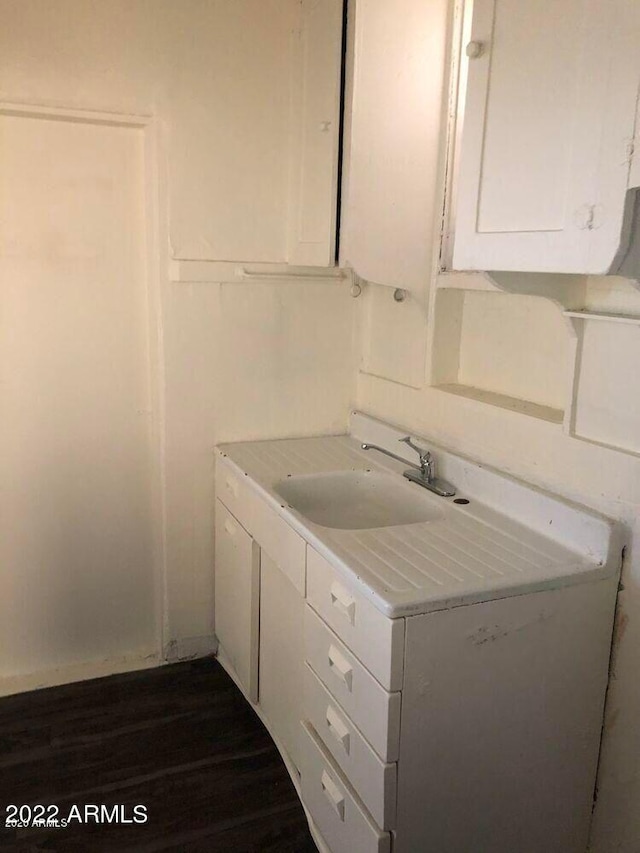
[{"left": 399, "top": 436, "right": 431, "bottom": 467}]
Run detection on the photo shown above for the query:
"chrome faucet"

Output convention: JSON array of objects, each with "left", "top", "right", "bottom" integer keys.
[{"left": 361, "top": 436, "right": 456, "bottom": 498}]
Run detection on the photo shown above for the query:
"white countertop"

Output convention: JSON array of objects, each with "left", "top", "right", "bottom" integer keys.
[{"left": 217, "top": 418, "right": 619, "bottom": 618}]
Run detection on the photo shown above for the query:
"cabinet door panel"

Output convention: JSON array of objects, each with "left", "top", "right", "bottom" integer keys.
[
  {"left": 340, "top": 0, "right": 448, "bottom": 290},
  {"left": 259, "top": 551, "right": 304, "bottom": 770},
  {"left": 288, "top": 0, "right": 344, "bottom": 266},
  {"left": 452, "top": 0, "right": 639, "bottom": 273},
  {"left": 216, "top": 456, "right": 306, "bottom": 595},
  {"left": 214, "top": 500, "right": 260, "bottom": 702},
  {"left": 475, "top": 0, "right": 585, "bottom": 235}
]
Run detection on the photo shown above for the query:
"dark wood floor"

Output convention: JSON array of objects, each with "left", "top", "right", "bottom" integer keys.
[{"left": 0, "top": 658, "right": 317, "bottom": 852}]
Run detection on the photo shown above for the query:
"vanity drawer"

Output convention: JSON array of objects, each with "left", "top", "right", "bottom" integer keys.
[
  {"left": 307, "top": 547, "right": 404, "bottom": 691},
  {"left": 304, "top": 664, "right": 397, "bottom": 829},
  {"left": 216, "top": 455, "right": 306, "bottom": 594},
  {"left": 300, "top": 722, "right": 391, "bottom": 853},
  {"left": 304, "top": 607, "right": 401, "bottom": 763}
]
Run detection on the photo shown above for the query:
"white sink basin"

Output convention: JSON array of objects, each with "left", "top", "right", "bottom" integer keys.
[{"left": 274, "top": 470, "right": 445, "bottom": 530}]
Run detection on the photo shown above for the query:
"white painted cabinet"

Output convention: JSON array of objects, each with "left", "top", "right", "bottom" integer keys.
[
  {"left": 214, "top": 452, "right": 618, "bottom": 853},
  {"left": 258, "top": 551, "right": 305, "bottom": 771},
  {"left": 214, "top": 458, "right": 307, "bottom": 771},
  {"left": 213, "top": 500, "right": 260, "bottom": 702},
  {"left": 302, "top": 570, "right": 618, "bottom": 853},
  {"left": 450, "top": 0, "right": 640, "bottom": 274},
  {"left": 288, "top": 0, "right": 345, "bottom": 267},
  {"left": 395, "top": 579, "right": 618, "bottom": 853},
  {"left": 339, "top": 0, "right": 448, "bottom": 291}
]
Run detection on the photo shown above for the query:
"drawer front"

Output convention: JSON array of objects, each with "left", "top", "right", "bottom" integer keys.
[
  {"left": 307, "top": 547, "right": 404, "bottom": 691},
  {"left": 304, "top": 664, "right": 397, "bottom": 830},
  {"left": 300, "top": 722, "right": 391, "bottom": 853},
  {"left": 216, "top": 455, "right": 306, "bottom": 594},
  {"left": 304, "top": 607, "right": 401, "bottom": 763}
]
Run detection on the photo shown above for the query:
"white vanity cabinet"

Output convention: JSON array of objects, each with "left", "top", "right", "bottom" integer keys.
[
  {"left": 301, "top": 558, "right": 618, "bottom": 853},
  {"left": 214, "top": 436, "right": 620, "bottom": 853},
  {"left": 449, "top": 0, "right": 640, "bottom": 274}
]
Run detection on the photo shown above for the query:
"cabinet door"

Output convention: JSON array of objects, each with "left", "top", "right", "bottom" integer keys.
[
  {"left": 214, "top": 500, "right": 260, "bottom": 702},
  {"left": 340, "top": 0, "right": 448, "bottom": 290},
  {"left": 288, "top": 0, "right": 344, "bottom": 266},
  {"left": 451, "top": 0, "right": 639, "bottom": 274},
  {"left": 259, "top": 551, "right": 305, "bottom": 771}
]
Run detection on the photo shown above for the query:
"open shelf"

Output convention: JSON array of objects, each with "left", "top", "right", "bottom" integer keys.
[
  {"left": 428, "top": 288, "right": 570, "bottom": 426},
  {"left": 436, "top": 270, "right": 589, "bottom": 308},
  {"left": 431, "top": 268, "right": 640, "bottom": 452},
  {"left": 434, "top": 383, "right": 564, "bottom": 424}
]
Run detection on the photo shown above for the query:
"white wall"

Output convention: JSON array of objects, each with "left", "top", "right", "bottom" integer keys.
[
  {"left": 1, "top": 0, "right": 299, "bottom": 262},
  {"left": 351, "top": 1, "right": 640, "bottom": 850},
  {"left": 163, "top": 279, "right": 355, "bottom": 654},
  {"left": 0, "top": 0, "right": 357, "bottom": 684}
]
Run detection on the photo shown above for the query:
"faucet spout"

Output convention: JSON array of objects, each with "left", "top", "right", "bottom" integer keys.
[
  {"left": 360, "top": 439, "right": 456, "bottom": 498},
  {"left": 360, "top": 443, "right": 420, "bottom": 470}
]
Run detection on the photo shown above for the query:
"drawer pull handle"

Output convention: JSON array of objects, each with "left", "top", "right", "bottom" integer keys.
[
  {"left": 328, "top": 645, "right": 353, "bottom": 691},
  {"left": 321, "top": 770, "right": 345, "bottom": 821},
  {"left": 326, "top": 705, "right": 351, "bottom": 754},
  {"left": 225, "top": 476, "right": 239, "bottom": 497},
  {"left": 223, "top": 519, "right": 236, "bottom": 536},
  {"left": 330, "top": 582, "right": 356, "bottom": 625}
]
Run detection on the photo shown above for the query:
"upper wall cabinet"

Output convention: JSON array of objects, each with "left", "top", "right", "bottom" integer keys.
[
  {"left": 168, "top": 0, "right": 343, "bottom": 268},
  {"left": 287, "top": 0, "right": 345, "bottom": 267},
  {"left": 339, "top": 0, "right": 449, "bottom": 291},
  {"left": 447, "top": 0, "right": 640, "bottom": 276}
]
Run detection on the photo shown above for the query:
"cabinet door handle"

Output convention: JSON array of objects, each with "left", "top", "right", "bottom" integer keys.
[
  {"left": 327, "top": 645, "right": 353, "bottom": 691},
  {"left": 330, "top": 582, "right": 356, "bottom": 625},
  {"left": 321, "top": 770, "right": 345, "bottom": 821},
  {"left": 224, "top": 518, "right": 236, "bottom": 536},
  {"left": 326, "top": 705, "right": 351, "bottom": 754}
]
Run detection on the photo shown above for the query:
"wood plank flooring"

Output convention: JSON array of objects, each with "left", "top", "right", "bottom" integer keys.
[{"left": 0, "top": 658, "right": 317, "bottom": 852}]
